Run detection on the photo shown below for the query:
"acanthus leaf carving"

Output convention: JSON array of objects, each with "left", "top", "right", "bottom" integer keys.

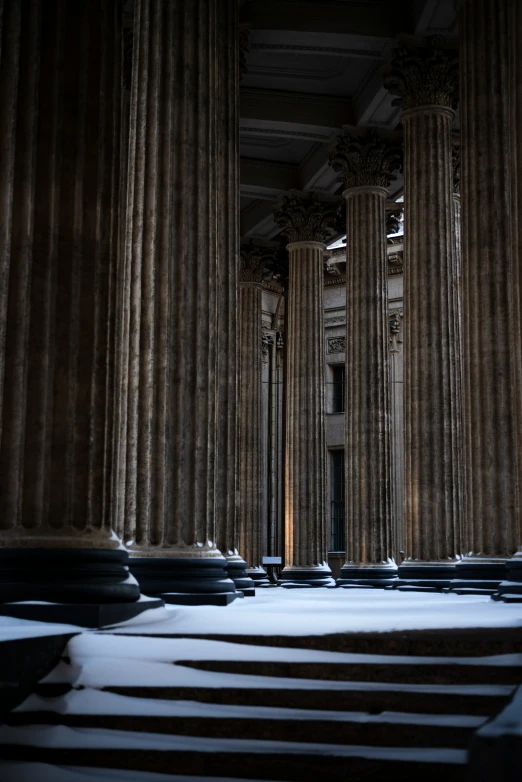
[
  {"left": 240, "top": 241, "right": 278, "bottom": 285},
  {"left": 382, "top": 36, "right": 459, "bottom": 112},
  {"left": 273, "top": 190, "right": 342, "bottom": 245},
  {"left": 329, "top": 129, "right": 403, "bottom": 190}
]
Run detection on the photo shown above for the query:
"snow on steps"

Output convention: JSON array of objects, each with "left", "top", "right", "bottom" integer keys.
[
  {"left": 6, "top": 689, "right": 487, "bottom": 748},
  {"left": 1, "top": 631, "right": 520, "bottom": 781},
  {"left": 173, "top": 656, "right": 522, "bottom": 685},
  {"left": 0, "top": 724, "right": 467, "bottom": 782}
]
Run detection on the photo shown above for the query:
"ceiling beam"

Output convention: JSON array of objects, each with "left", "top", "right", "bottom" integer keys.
[
  {"left": 241, "top": 158, "right": 301, "bottom": 192},
  {"left": 240, "top": 0, "right": 416, "bottom": 38},
  {"left": 240, "top": 88, "right": 354, "bottom": 130}
]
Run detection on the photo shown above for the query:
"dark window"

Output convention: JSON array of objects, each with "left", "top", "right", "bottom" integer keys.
[
  {"left": 331, "top": 450, "right": 345, "bottom": 551},
  {"left": 331, "top": 365, "right": 345, "bottom": 414}
]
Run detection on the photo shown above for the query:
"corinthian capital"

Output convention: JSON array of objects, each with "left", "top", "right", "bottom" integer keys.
[
  {"left": 382, "top": 36, "right": 459, "bottom": 112},
  {"left": 273, "top": 191, "right": 342, "bottom": 245},
  {"left": 329, "top": 129, "right": 402, "bottom": 191},
  {"left": 240, "top": 241, "right": 278, "bottom": 284}
]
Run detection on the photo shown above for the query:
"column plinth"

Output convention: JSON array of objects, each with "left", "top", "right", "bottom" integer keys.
[
  {"left": 119, "top": 0, "right": 239, "bottom": 605},
  {"left": 329, "top": 132, "right": 402, "bottom": 588},
  {"left": 453, "top": 0, "right": 522, "bottom": 597},
  {"left": 0, "top": 0, "right": 158, "bottom": 626},
  {"left": 383, "top": 38, "right": 463, "bottom": 591},
  {"left": 273, "top": 195, "right": 341, "bottom": 588}
]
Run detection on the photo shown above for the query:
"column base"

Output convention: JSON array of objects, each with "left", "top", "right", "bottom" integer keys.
[
  {"left": 0, "top": 595, "right": 164, "bottom": 628},
  {"left": 246, "top": 566, "right": 272, "bottom": 588},
  {"left": 278, "top": 567, "right": 336, "bottom": 588},
  {"left": 0, "top": 548, "right": 157, "bottom": 628},
  {"left": 447, "top": 560, "right": 507, "bottom": 595},
  {"left": 337, "top": 565, "right": 398, "bottom": 589},
  {"left": 393, "top": 563, "right": 457, "bottom": 592},
  {"left": 129, "top": 556, "right": 240, "bottom": 606},
  {"left": 226, "top": 558, "right": 256, "bottom": 597},
  {"left": 491, "top": 556, "right": 522, "bottom": 602}
]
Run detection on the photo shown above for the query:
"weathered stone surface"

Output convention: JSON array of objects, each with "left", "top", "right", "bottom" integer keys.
[
  {"left": 238, "top": 244, "right": 277, "bottom": 577},
  {"left": 274, "top": 193, "right": 340, "bottom": 586},
  {"left": 329, "top": 131, "right": 400, "bottom": 585},
  {"left": 458, "top": 0, "right": 521, "bottom": 573},
  {"left": 0, "top": 0, "right": 123, "bottom": 550},
  {"left": 384, "top": 39, "right": 463, "bottom": 578},
  {"left": 117, "top": 0, "right": 240, "bottom": 590}
]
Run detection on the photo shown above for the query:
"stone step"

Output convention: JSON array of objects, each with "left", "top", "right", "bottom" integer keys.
[
  {"left": 173, "top": 658, "right": 522, "bottom": 685},
  {"left": 7, "top": 691, "right": 486, "bottom": 749},
  {"left": 101, "top": 676, "right": 513, "bottom": 717},
  {"left": 0, "top": 725, "right": 467, "bottom": 782},
  {"left": 116, "top": 626, "right": 522, "bottom": 656}
]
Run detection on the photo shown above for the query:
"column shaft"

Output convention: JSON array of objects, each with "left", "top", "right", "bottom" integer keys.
[
  {"left": 0, "top": 0, "right": 121, "bottom": 544},
  {"left": 402, "top": 107, "right": 462, "bottom": 577},
  {"left": 0, "top": 0, "right": 143, "bottom": 622},
  {"left": 341, "top": 188, "right": 396, "bottom": 585},
  {"left": 458, "top": 0, "right": 521, "bottom": 591},
  {"left": 120, "top": 0, "right": 238, "bottom": 603},
  {"left": 283, "top": 241, "right": 331, "bottom": 583},
  {"left": 238, "top": 281, "right": 269, "bottom": 584}
]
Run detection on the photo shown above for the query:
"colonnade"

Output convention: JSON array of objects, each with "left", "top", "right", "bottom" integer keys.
[{"left": 0, "top": 0, "right": 521, "bottom": 625}]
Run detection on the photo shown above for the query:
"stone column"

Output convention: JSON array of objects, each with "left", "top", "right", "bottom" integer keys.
[
  {"left": 0, "top": 0, "right": 151, "bottom": 626},
  {"left": 237, "top": 244, "right": 277, "bottom": 588},
  {"left": 119, "top": 0, "right": 239, "bottom": 605},
  {"left": 273, "top": 192, "right": 340, "bottom": 587},
  {"left": 455, "top": 0, "right": 521, "bottom": 594},
  {"left": 496, "top": 0, "right": 522, "bottom": 602},
  {"left": 383, "top": 37, "right": 463, "bottom": 589},
  {"left": 329, "top": 130, "right": 401, "bottom": 587}
]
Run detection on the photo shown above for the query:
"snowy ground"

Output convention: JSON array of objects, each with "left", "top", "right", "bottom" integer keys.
[
  {"left": 108, "top": 586, "right": 522, "bottom": 637},
  {"left": 1, "top": 587, "right": 522, "bottom": 643},
  {"left": 1, "top": 589, "right": 521, "bottom": 782}
]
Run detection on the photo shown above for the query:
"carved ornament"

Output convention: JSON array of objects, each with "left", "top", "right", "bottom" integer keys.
[
  {"left": 240, "top": 242, "right": 278, "bottom": 285},
  {"left": 382, "top": 36, "right": 459, "bottom": 112},
  {"left": 274, "top": 191, "right": 342, "bottom": 245},
  {"left": 330, "top": 129, "right": 402, "bottom": 190},
  {"left": 327, "top": 336, "right": 346, "bottom": 354}
]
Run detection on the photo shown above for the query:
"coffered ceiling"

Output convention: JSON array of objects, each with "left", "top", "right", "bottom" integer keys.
[{"left": 239, "top": 0, "right": 458, "bottom": 240}]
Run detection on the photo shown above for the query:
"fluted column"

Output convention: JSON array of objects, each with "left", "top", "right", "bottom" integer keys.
[
  {"left": 329, "top": 130, "right": 401, "bottom": 587},
  {"left": 119, "top": 0, "right": 239, "bottom": 605},
  {"left": 456, "top": 0, "right": 522, "bottom": 595},
  {"left": 273, "top": 192, "right": 340, "bottom": 587},
  {"left": 384, "top": 37, "right": 463, "bottom": 589},
  {"left": 497, "top": 0, "right": 522, "bottom": 601},
  {"left": 237, "top": 244, "right": 276, "bottom": 588},
  {"left": 0, "top": 0, "right": 146, "bottom": 625}
]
